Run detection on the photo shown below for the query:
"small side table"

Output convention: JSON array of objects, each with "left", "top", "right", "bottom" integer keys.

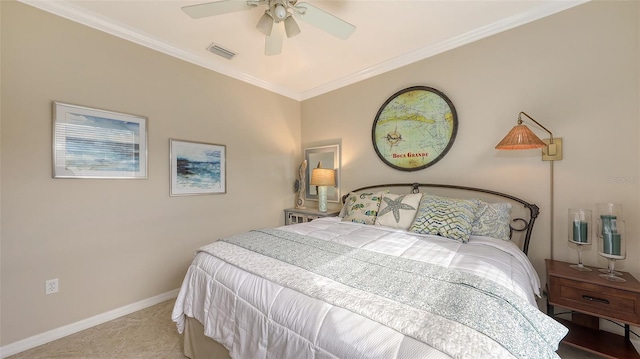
[
  {"left": 546, "top": 259, "right": 640, "bottom": 358},
  {"left": 284, "top": 207, "right": 340, "bottom": 225}
]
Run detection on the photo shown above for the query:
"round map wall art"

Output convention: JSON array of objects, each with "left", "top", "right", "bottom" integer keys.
[{"left": 372, "top": 86, "right": 458, "bottom": 171}]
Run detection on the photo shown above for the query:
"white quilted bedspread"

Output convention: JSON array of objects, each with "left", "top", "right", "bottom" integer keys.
[{"left": 172, "top": 218, "right": 550, "bottom": 359}]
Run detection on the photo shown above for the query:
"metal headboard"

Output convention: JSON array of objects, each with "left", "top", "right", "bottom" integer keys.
[{"left": 342, "top": 183, "right": 540, "bottom": 255}]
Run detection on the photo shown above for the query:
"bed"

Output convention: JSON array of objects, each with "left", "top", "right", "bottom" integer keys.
[{"left": 172, "top": 183, "right": 568, "bottom": 359}]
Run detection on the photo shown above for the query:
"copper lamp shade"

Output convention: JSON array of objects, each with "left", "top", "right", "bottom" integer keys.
[{"left": 495, "top": 121, "right": 546, "bottom": 150}]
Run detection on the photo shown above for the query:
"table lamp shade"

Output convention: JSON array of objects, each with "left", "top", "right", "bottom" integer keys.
[{"left": 310, "top": 168, "right": 335, "bottom": 186}]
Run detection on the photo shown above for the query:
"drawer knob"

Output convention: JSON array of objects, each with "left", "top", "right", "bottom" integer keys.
[{"left": 582, "top": 295, "right": 610, "bottom": 305}]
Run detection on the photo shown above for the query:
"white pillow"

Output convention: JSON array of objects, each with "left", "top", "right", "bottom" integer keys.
[{"left": 375, "top": 193, "right": 423, "bottom": 229}]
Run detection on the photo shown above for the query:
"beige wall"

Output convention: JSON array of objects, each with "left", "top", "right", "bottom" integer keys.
[
  {"left": 303, "top": 0, "right": 639, "bottom": 317},
  {"left": 0, "top": 1, "right": 300, "bottom": 345}
]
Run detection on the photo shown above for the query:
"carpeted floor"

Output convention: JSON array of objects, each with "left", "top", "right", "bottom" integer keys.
[
  {"left": 6, "top": 300, "right": 184, "bottom": 359},
  {"left": 7, "top": 298, "right": 605, "bottom": 358}
]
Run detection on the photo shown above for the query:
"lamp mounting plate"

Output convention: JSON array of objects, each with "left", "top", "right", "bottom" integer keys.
[{"left": 542, "top": 138, "right": 563, "bottom": 161}]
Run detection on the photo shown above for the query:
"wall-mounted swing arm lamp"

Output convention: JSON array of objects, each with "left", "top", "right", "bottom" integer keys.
[
  {"left": 495, "top": 111, "right": 563, "bottom": 259},
  {"left": 495, "top": 111, "right": 562, "bottom": 160}
]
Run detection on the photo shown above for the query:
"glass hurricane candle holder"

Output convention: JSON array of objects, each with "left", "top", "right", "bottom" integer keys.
[
  {"left": 596, "top": 203, "right": 623, "bottom": 219},
  {"left": 568, "top": 208, "right": 592, "bottom": 271},
  {"left": 598, "top": 219, "right": 626, "bottom": 282},
  {"left": 595, "top": 203, "right": 623, "bottom": 276}
]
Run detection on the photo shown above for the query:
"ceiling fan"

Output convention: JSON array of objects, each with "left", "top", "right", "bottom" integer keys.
[{"left": 182, "top": 0, "right": 356, "bottom": 56}]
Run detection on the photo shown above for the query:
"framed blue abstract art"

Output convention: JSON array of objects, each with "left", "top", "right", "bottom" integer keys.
[{"left": 170, "top": 139, "right": 226, "bottom": 196}]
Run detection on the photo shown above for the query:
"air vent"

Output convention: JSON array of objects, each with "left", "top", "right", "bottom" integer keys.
[{"left": 207, "top": 43, "right": 236, "bottom": 60}]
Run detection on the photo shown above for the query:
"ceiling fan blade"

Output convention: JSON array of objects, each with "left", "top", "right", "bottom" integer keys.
[
  {"left": 293, "top": 2, "right": 355, "bottom": 40},
  {"left": 284, "top": 15, "right": 301, "bottom": 38},
  {"left": 182, "top": 0, "right": 260, "bottom": 19},
  {"left": 265, "top": 23, "right": 284, "bottom": 56}
]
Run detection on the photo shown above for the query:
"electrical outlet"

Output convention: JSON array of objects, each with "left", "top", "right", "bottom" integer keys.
[{"left": 45, "top": 278, "right": 58, "bottom": 295}]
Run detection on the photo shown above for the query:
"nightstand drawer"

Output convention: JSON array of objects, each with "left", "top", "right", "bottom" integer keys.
[{"left": 549, "top": 277, "right": 640, "bottom": 325}]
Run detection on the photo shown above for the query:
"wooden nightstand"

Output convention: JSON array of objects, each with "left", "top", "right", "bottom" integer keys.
[
  {"left": 546, "top": 259, "right": 640, "bottom": 358},
  {"left": 284, "top": 208, "right": 340, "bottom": 225}
]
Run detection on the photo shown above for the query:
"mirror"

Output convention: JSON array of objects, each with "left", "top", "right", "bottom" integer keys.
[{"left": 304, "top": 144, "right": 340, "bottom": 203}]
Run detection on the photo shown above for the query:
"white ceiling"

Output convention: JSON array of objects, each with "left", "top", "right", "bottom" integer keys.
[{"left": 20, "top": 0, "right": 588, "bottom": 101}]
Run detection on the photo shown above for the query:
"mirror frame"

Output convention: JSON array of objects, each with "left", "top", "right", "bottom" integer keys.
[{"left": 304, "top": 144, "right": 340, "bottom": 203}]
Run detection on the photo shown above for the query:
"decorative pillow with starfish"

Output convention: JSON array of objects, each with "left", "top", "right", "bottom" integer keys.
[{"left": 374, "top": 193, "right": 423, "bottom": 229}]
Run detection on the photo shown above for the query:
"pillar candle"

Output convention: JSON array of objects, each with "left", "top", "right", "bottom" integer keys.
[
  {"left": 572, "top": 220, "right": 588, "bottom": 243},
  {"left": 600, "top": 215, "right": 617, "bottom": 236},
  {"left": 603, "top": 232, "right": 621, "bottom": 255}
]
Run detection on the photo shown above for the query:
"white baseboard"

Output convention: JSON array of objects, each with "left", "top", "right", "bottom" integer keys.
[{"left": 0, "top": 289, "right": 179, "bottom": 358}]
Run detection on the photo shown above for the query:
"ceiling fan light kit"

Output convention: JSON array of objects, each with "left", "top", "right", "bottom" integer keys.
[
  {"left": 284, "top": 16, "right": 301, "bottom": 38},
  {"left": 183, "top": 0, "right": 356, "bottom": 56},
  {"left": 256, "top": 12, "right": 274, "bottom": 35}
]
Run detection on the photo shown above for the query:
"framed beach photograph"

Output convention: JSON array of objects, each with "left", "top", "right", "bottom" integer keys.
[
  {"left": 52, "top": 102, "right": 148, "bottom": 179},
  {"left": 170, "top": 139, "right": 226, "bottom": 196}
]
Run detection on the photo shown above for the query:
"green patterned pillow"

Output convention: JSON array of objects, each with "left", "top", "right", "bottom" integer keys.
[
  {"left": 409, "top": 194, "right": 479, "bottom": 243},
  {"left": 375, "top": 193, "right": 423, "bottom": 229},
  {"left": 472, "top": 200, "right": 512, "bottom": 240},
  {"left": 341, "top": 191, "right": 388, "bottom": 225}
]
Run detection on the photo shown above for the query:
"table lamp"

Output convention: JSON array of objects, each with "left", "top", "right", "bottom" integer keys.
[{"left": 310, "top": 162, "right": 335, "bottom": 213}]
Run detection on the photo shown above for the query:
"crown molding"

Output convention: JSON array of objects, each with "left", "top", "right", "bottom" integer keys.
[
  {"left": 299, "top": 0, "right": 590, "bottom": 100},
  {"left": 17, "top": 0, "right": 302, "bottom": 100},
  {"left": 18, "top": 0, "right": 588, "bottom": 102}
]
